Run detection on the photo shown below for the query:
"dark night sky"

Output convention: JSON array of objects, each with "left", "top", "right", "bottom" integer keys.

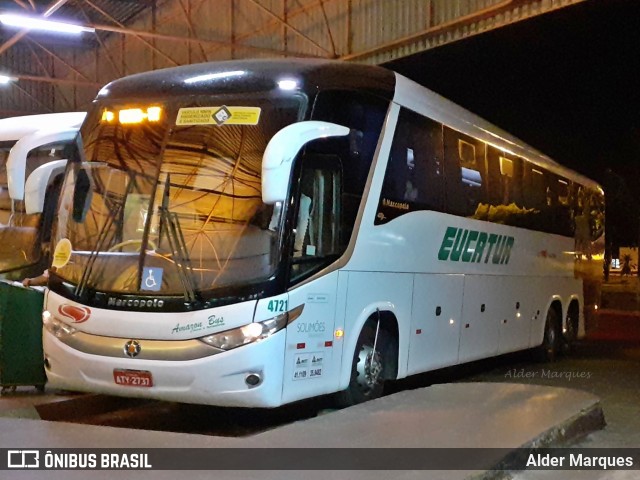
[{"left": 385, "top": 0, "right": 640, "bottom": 246}]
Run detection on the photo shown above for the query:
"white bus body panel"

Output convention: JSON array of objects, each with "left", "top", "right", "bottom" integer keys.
[
  {"left": 281, "top": 271, "right": 342, "bottom": 404},
  {"left": 0, "top": 112, "right": 85, "bottom": 142},
  {"left": 339, "top": 271, "right": 414, "bottom": 389},
  {"left": 407, "top": 274, "right": 464, "bottom": 375},
  {"left": 7, "top": 127, "right": 79, "bottom": 201}
]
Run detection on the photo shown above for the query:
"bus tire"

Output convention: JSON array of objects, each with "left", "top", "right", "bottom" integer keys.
[
  {"left": 335, "top": 322, "right": 389, "bottom": 407},
  {"left": 562, "top": 302, "right": 580, "bottom": 354},
  {"left": 536, "top": 306, "right": 562, "bottom": 362}
]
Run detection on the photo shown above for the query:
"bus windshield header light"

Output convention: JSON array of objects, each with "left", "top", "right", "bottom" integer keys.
[{"left": 102, "top": 106, "right": 163, "bottom": 124}]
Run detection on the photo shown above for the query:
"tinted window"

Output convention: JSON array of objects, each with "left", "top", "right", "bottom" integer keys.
[
  {"left": 311, "top": 90, "right": 388, "bottom": 242},
  {"left": 376, "top": 107, "right": 444, "bottom": 224},
  {"left": 443, "top": 127, "right": 486, "bottom": 217}
]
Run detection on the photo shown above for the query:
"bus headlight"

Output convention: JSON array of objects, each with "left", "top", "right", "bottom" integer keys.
[
  {"left": 199, "top": 312, "right": 288, "bottom": 351},
  {"left": 43, "top": 311, "right": 77, "bottom": 339}
]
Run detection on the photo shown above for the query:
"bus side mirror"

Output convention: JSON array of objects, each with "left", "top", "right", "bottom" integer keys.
[{"left": 261, "top": 121, "right": 349, "bottom": 204}]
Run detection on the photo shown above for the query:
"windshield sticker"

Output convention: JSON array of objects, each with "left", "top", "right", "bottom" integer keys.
[
  {"left": 52, "top": 238, "right": 72, "bottom": 268},
  {"left": 176, "top": 106, "right": 261, "bottom": 126},
  {"left": 141, "top": 267, "right": 163, "bottom": 292}
]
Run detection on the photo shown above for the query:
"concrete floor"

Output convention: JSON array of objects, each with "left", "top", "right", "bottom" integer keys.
[{"left": 0, "top": 382, "right": 603, "bottom": 480}]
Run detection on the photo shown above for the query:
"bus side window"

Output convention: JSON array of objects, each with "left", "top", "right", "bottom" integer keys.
[
  {"left": 310, "top": 90, "right": 388, "bottom": 246},
  {"left": 555, "top": 178, "right": 574, "bottom": 236},
  {"left": 443, "top": 127, "right": 486, "bottom": 217},
  {"left": 480, "top": 147, "right": 529, "bottom": 226},
  {"left": 376, "top": 107, "right": 444, "bottom": 224}
]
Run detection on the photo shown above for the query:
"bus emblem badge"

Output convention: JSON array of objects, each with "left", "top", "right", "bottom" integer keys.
[
  {"left": 58, "top": 305, "right": 91, "bottom": 323},
  {"left": 124, "top": 340, "right": 141, "bottom": 358}
]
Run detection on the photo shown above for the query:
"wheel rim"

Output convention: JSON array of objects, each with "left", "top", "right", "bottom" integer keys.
[{"left": 355, "top": 345, "right": 383, "bottom": 393}]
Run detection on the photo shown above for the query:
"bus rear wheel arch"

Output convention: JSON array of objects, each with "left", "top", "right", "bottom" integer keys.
[{"left": 335, "top": 311, "right": 399, "bottom": 407}]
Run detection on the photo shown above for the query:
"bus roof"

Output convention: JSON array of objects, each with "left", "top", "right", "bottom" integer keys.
[
  {"left": 0, "top": 112, "right": 86, "bottom": 142},
  {"left": 97, "top": 59, "right": 396, "bottom": 102}
]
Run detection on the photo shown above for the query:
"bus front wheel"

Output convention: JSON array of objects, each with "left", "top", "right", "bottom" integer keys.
[{"left": 335, "top": 322, "right": 390, "bottom": 407}]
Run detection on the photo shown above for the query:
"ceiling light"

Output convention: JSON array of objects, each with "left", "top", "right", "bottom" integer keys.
[
  {"left": 0, "top": 75, "right": 16, "bottom": 84},
  {"left": 0, "top": 14, "right": 95, "bottom": 34},
  {"left": 278, "top": 79, "right": 298, "bottom": 90}
]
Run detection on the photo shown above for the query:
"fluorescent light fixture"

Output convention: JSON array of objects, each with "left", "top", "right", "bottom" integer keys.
[
  {"left": 0, "top": 74, "right": 16, "bottom": 84},
  {"left": 0, "top": 14, "right": 95, "bottom": 34},
  {"left": 184, "top": 70, "right": 245, "bottom": 84}
]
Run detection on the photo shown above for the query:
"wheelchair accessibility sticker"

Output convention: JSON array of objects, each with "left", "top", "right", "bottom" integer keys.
[{"left": 141, "top": 267, "right": 163, "bottom": 292}]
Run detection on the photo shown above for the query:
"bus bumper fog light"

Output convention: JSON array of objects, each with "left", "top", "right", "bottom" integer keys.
[{"left": 245, "top": 373, "right": 262, "bottom": 387}]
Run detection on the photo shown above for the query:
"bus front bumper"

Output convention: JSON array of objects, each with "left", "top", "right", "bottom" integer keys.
[{"left": 43, "top": 328, "right": 287, "bottom": 408}]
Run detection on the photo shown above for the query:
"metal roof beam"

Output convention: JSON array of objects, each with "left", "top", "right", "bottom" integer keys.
[
  {"left": 29, "top": 39, "right": 92, "bottom": 82},
  {"left": 25, "top": 41, "right": 73, "bottom": 110},
  {"left": 85, "top": 0, "right": 181, "bottom": 66},
  {"left": 84, "top": 21, "right": 321, "bottom": 59},
  {"left": 11, "top": 82, "right": 54, "bottom": 112},
  {"left": 78, "top": 4, "right": 124, "bottom": 78},
  {"left": 177, "top": 0, "right": 208, "bottom": 62},
  {"left": 246, "top": 0, "right": 333, "bottom": 56},
  {"left": 12, "top": 74, "right": 101, "bottom": 87},
  {"left": 0, "top": 0, "right": 69, "bottom": 56}
]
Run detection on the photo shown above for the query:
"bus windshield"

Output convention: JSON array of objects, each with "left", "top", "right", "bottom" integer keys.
[{"left": 54, "top": 94, "right": 304, "bottom": 297}]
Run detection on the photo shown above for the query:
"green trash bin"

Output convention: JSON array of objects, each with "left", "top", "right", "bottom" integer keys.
[{"left": 0, "top": 281, "right": 47, "bottom": 393}]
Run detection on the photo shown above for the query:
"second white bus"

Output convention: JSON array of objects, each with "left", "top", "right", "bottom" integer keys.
[{"left": 0, "top": 112, "right": 85, "bottom": 279}]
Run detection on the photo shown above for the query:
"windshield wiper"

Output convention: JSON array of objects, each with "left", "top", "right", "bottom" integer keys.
[
  {"left": 75, "top": 196, "right": 123, "bottom": 298},
  {"left": 157, "top": 174, "right": 196, "bottom": 303}
]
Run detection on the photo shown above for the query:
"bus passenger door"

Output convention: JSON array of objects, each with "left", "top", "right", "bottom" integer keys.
[{"left": 281, "top": 155, "right": 343, "bottom": 404}]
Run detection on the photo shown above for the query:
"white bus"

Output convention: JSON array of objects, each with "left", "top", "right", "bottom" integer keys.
[
  {"left": 42, "top": 60, "right": 603, "bottom": 407},
  {"left": 0, "top": 112, "right": 85, "bottom": 279}
]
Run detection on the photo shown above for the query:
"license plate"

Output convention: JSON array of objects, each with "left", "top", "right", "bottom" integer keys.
[{"left": 113, "top": 369, "right": 153, "bottom": 387}]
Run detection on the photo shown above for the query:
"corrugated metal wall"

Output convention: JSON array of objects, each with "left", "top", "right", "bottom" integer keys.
[{"left": 0, "top": 0, "right": 586, "bottom": 114}]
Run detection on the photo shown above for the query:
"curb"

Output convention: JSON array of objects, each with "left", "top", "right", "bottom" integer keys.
[{"left": 475, "top": 402, "right": 606, "bottom": 479}]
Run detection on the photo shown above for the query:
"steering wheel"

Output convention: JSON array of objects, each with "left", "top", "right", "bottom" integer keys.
[{"left": 107, "top": 239, "right": 158, "bottom": 252}]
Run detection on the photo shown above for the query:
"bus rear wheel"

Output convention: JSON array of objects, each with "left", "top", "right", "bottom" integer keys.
[
  {"left": 536, "top": 307, "right": 562, "bottom": 362},
  {"left": 562, "top": 302, "right": 580, "bottom": 353},
  {"left": 336, "top": 322, "right": 389, "bottom": 407}
]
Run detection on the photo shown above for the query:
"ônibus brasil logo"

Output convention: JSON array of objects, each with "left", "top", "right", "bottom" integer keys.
[{"left": 57, "top": 304, "right": 92, "bottom": 323}]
